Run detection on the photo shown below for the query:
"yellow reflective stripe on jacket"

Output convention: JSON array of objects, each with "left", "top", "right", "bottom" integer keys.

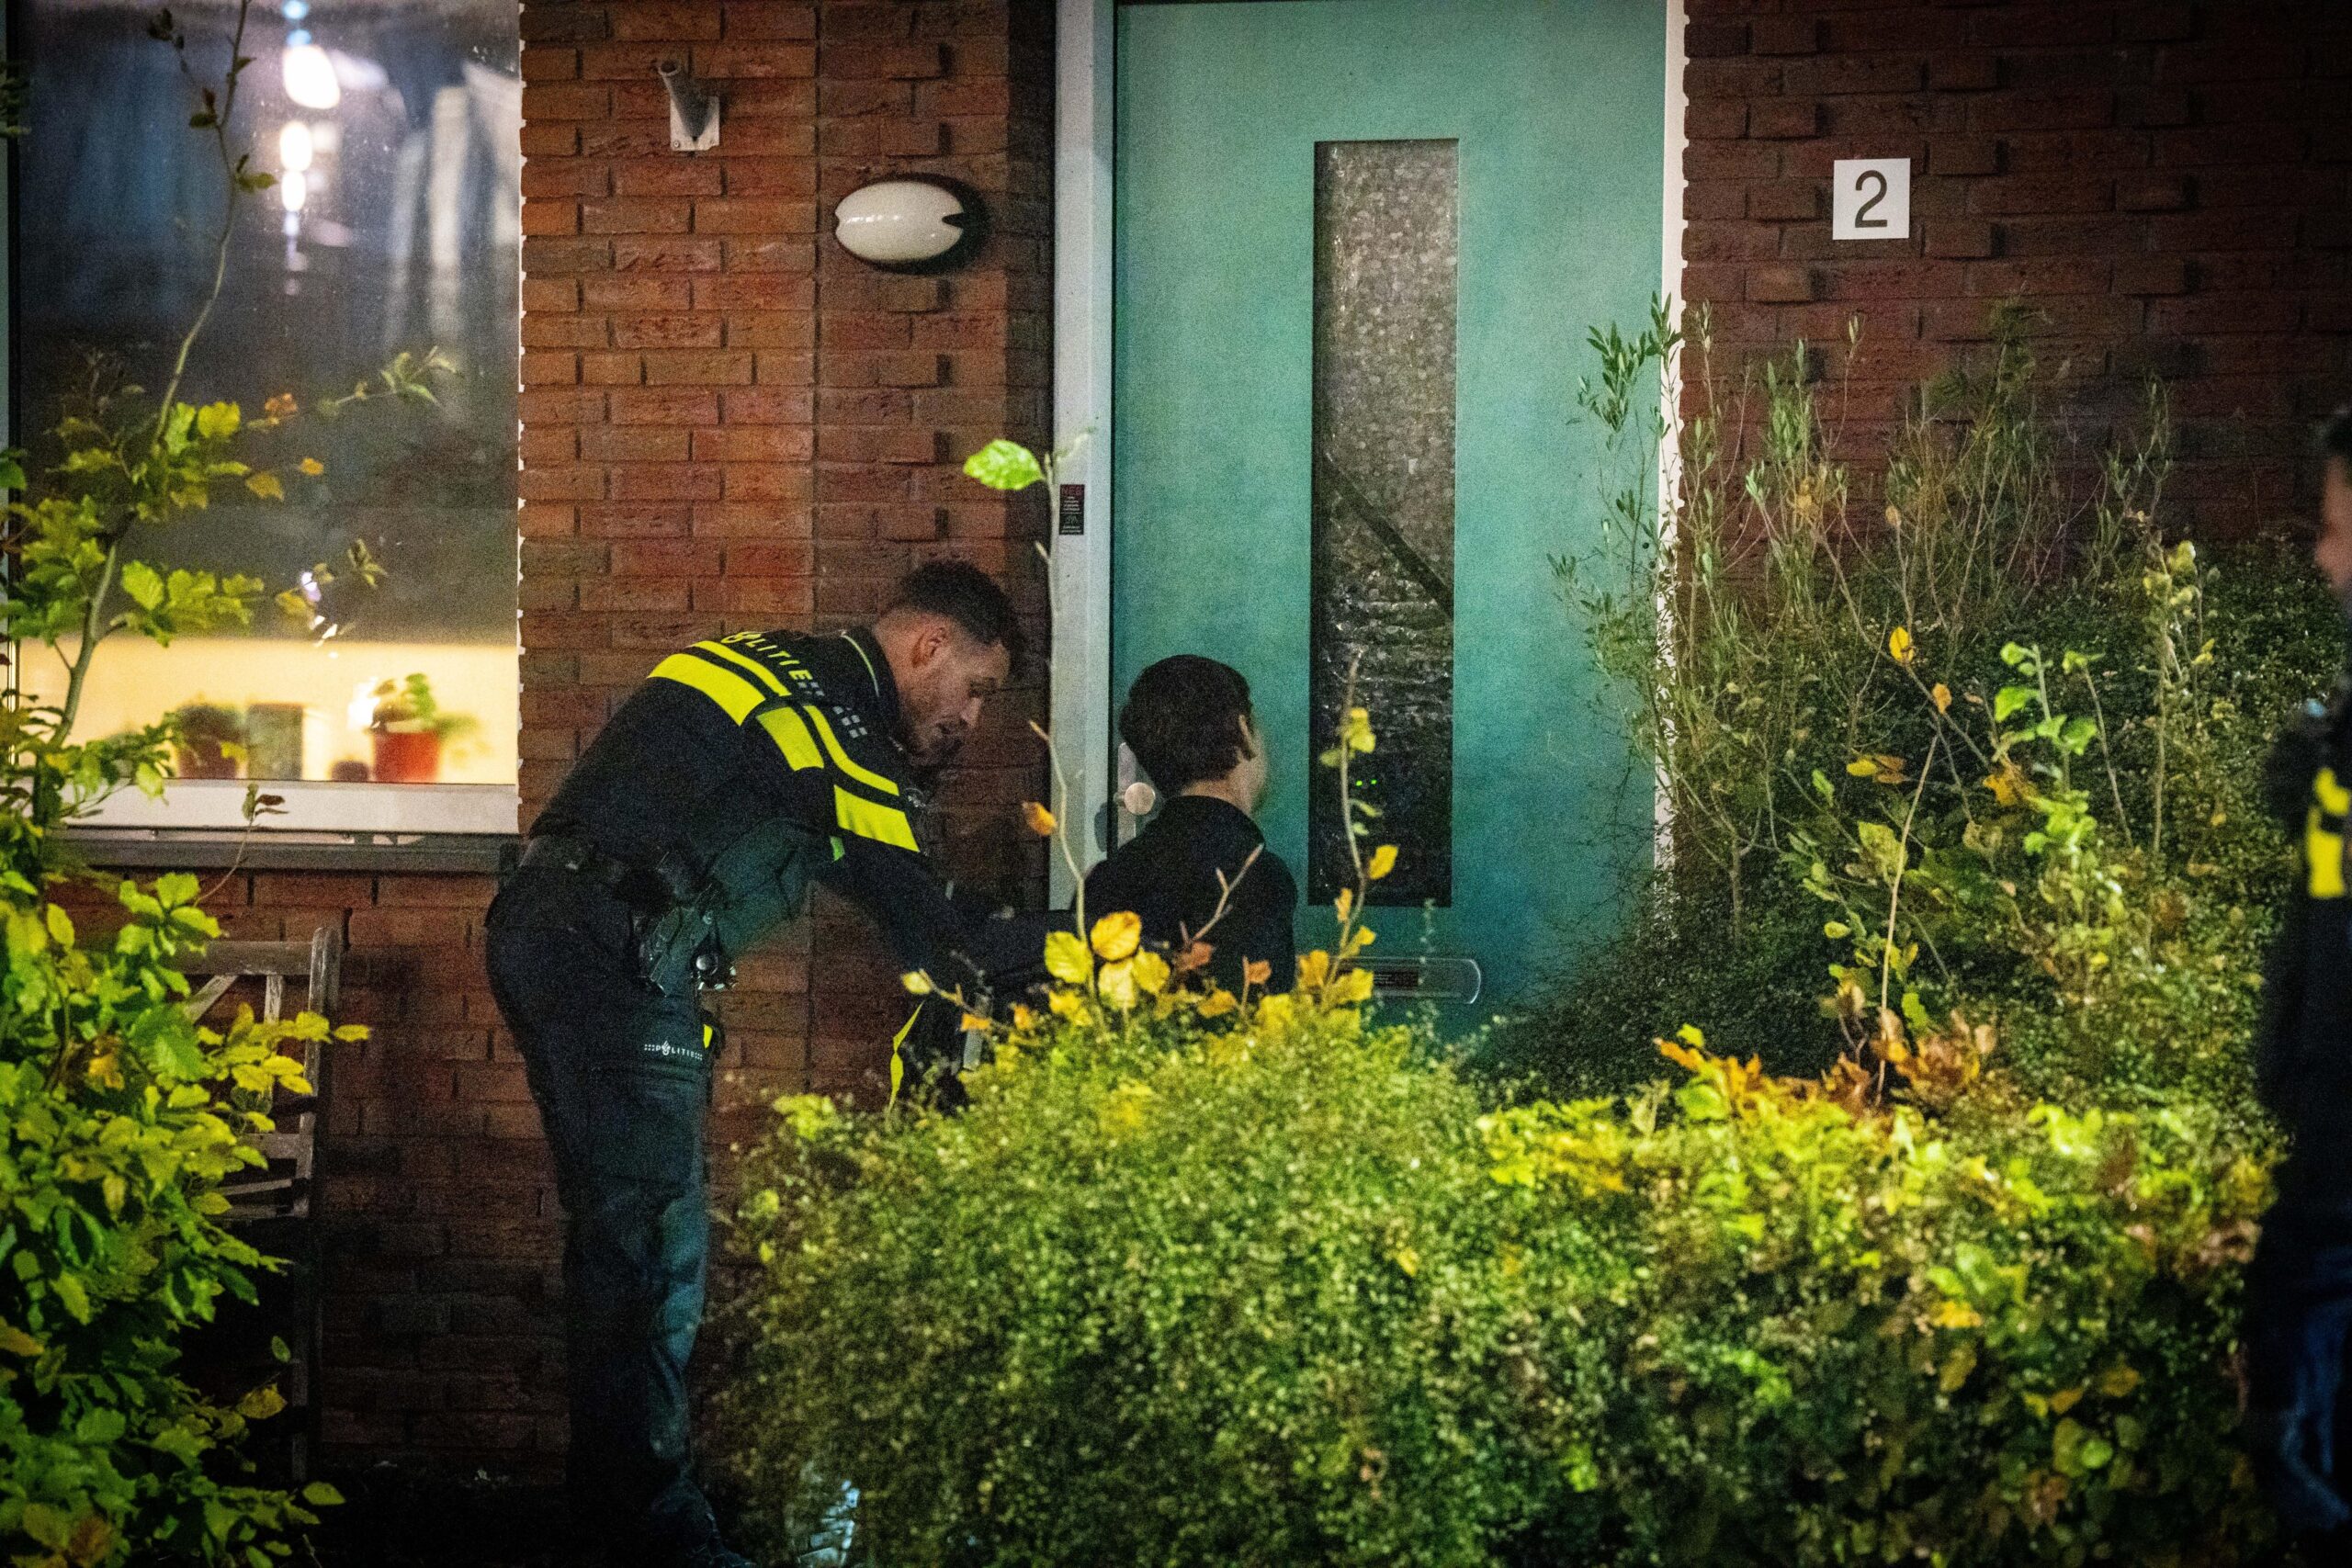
[
  {"left": 806, "top": 705, "right": 900, "bottom": 796},
  {"left": 650, "top": 652, "right": 763, "bottom": 723},
  {"left": 756, "top": 705, "right": 824, "bottom": 772},
  {"left": 2310, "top": 766, "right": 2349, "bottom": 899},
  {"left": 695, "top": 638, "right": 791, "bottom": 697},
  {"left": 835, "top": 784, "right": 919, "bottom": 852}
]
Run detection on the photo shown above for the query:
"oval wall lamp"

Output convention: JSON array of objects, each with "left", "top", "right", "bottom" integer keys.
[{"left": 832, "top": 177, "right": 988, "bottom": 271}]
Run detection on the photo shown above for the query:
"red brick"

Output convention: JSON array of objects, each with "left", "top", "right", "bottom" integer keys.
[
  {"left": 1926, "top": 220, "right": 1997, "bottom": 259},
  {"left": 1746, "top": 266, "right": 1816, "bottom": 304},
  {"left": 1748, "top": 99, "right": 1824, "bottom": 141}
]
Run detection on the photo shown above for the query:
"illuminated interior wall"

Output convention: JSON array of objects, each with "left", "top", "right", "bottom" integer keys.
[{"left": 20, "top": 637, "right": 519, "bottom": 786}]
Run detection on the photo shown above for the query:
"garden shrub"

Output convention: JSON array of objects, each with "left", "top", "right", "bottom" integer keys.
[
  {"left": 2, "top": 8, "right": 426, "bottom": 1558},
  {"left": 727, "top": 985, "right": 2273, "bottom": 1566},
  {"left": 1486, "top": 306, "right": 2339, "bottom": 1113}
]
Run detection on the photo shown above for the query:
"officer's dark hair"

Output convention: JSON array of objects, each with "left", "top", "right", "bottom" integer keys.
[
  {"left": 884, "top": 560, "right": 1023, "bottom": 669},
  {"left": 2323, "top": 405, "right": 2352, "bottom": 472},
  {"left": 1120, "top": 656, "right": 1255, "bottom": 795}
]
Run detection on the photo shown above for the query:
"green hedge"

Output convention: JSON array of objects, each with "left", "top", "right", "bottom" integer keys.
[{"left": 725, "top": 998, "right": 2271, "bottom": 1566}]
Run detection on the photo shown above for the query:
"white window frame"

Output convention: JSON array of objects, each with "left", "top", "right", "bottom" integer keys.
[{"left": 3, "top": 6, "right": 521, "bottom": 847}]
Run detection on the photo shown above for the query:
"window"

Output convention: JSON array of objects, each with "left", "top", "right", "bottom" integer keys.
[
  {"left": 1308, "top": 139, "right": 1457, "bottom": 906},
  {"left": 13, "top": 0, "right": 520, "bottom": 832}
]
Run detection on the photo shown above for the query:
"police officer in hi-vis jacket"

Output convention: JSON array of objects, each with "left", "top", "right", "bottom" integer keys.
[
  {"left": 2246, "top": 406, "right": 2352, "bottom": 1542},
  {"left": 485, "top": 562, "right": 1041, "bottom": 1568}
]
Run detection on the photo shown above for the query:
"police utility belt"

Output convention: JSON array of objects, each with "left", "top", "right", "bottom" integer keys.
[{"left": 519, "top": 832, "right": 736, "bottom": 993}]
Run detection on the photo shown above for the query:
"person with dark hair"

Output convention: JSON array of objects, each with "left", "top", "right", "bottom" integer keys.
[
  {"left": 2245, "top": 404, "right": 2352, "bottom": 1542},
  {"left": 1085, "top": 655, "right": 1298, "bottom": 996},
  {"left": 482, "top": 559, "right": 1039, "bottom": 1568}
]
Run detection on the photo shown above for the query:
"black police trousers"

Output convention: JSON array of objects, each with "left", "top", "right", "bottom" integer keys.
[{"left": 484, "top": 864, "right": 724, "bottom": 1565}]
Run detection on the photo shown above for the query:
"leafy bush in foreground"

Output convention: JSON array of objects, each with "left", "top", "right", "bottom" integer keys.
[{"left": 726, "top": 987, "right": 2270, "bottom": 1566}]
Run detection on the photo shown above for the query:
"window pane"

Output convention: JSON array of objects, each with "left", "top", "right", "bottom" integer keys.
[
  {"left": 15, "top": 0, "right": 520, "bottom": 787},
  {"left": 1309, "top": 139, "right": 1456, "bottom": 906}
]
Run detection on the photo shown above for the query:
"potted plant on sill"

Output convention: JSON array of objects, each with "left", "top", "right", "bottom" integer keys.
[
  {"left": 368, "top": 671, "right": 479, "bottom": 784},
  {"left": 167, "top": 700, "right": 246, "bottom": 779}
]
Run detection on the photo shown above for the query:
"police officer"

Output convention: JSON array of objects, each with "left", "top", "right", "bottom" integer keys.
[
  {"left": 484, "top": 562, "right": 1039, "bottom": 1568},
  {"left": 2246, "top": 406, "right": 2352, "bottom": 1540}
]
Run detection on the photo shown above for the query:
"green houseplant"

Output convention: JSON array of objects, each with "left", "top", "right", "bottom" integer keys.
[
  {"left": 162, "top": 704, "right": 245, "bottom": 782},
  {"left": 366, "top": 672, "right": 479, "bottom": 784}
]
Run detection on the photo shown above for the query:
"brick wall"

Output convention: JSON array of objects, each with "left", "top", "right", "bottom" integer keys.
[
  {"left": 272, "top": 0, "right": 1054, "bottom": 1480},
  {"left": 1679, "top": 0, "right": 2350, "bottom": 536}
]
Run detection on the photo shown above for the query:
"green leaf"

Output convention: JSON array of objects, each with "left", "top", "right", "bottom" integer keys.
[
  {"left": 300, "top": 1482, "right": 345, "bottom": 1506},
  {"left": 2061, "top": 716, "right": 2098, "bottom": 755},
  {"left": 74, "top": 1406, "right": 128, "bottom": 1444},
  {"left": 1857, "top": 820, "right": 1906, "bottom": 879},
  {"left": 1993, "top": 686, "right": 2034, "bottom": 723},
  {"left": 121, "top": 559, "right": 164, "bottom": 611},
  {"left": 962, "top": 438, "right": 1046, "bottom": 492},
  {"left": 44, "top": 903, "right": 74, "bottom": 949},
  {"left": 195, "top": 400, "right": 242, "bottom": 441}
]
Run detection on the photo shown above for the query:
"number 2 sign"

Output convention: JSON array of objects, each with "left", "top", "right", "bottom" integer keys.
[{"left": 1832, "top": 159, "right": 1910, "bottom": 242}]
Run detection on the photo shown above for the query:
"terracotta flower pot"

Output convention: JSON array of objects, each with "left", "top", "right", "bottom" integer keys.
[{"left": 370, "top": 729, "right": 443, "bottom": 784}]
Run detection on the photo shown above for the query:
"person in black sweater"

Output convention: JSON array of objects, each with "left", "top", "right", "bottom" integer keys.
[{"left": 1085, "top": 656, "right": 1297, "bottom": 995}]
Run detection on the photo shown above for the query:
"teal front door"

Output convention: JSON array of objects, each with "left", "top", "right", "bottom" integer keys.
[{"left": 1113, "top": 0, "right": 1666, "bottom": 1001}]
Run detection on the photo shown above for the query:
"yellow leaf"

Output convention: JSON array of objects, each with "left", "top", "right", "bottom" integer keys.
[
  {"left": 1847, "top": 757, "right": 1881, "bottom": 777},
  {"left": 1931, "top": 682, "right": 1952, "bottom": 714},
  {"left": 66, "top": 1512, "right": 112, "bottom": 1568},
  {"left": 1097, "top": 958, "right": 1138, "bottom": 1010},
  {"left": 85, "top": 1052, "right": 123, "bottom": 1091},
  {"left": 1929, "top": 1299, "right": 1983, "bottom": 1330},
  {"left": 2098, "top": 1365, "right": 2141, "bottom": 1398},
  {"left": 1331, "top": 967, "right": 1374, "bottom": 1005},
  {"left": 0, "top": 1324, "right": 44, "bottom": 1357},
  {"left": 1010, "top": 1003, "right": 1037, "bottom": 1031},
  {"left": 1090, "top": 908, "right": 1142, "bottom": 962},
  {"left": 1884, "top": 503, "right": 1903, "bottom": 528},
  {"left": 1022, "top": 800, "right": 1056, "bottom": 838},
  {"left": 238, "top": 1384, "right": 288, "bottom": 1420},
  {"left": 1046, "top": 987, "right": 1087, "bottom": 1019},
  {"left": 1393, "top": 1247, "right": 1420, "bottom": 1277},
  {"left": 246, "top": 471, "right": 286, "bottom": 502},
  {"left": 1296, "top": 951, "right": 1332, "bottom": 992},
  {"left": 1044, "top": 931, "right": 1091, "bottom": 985},
  {"left": 899, "top": 970, "right": 933, "bottom": 996},
  {"left": 1888, "top": 626, "right": 1914, "bottom": 666},
  {"left": 1367, "top": 844, "right": 1397, "bottom": 880},
  {"left": 958, "top": 1012, "right": 990, "bottom": 1032},
  {"left": 1334, "top": 886, "right": 1354, "bottom": 923},
  {"left": 1195, "top": 989, "right": 1238, "bottom": 1018},
  {"left": 298, "top": 457, "right": 325, "bottom": 477},
  {"left": 2049, "top": 1386, "right": 2085, "bottom": 1416},
  {"left": 1130, "top": 950, "right": 1170, "bottom": 995},
  {"left": 263, "top": 392, "right": 299, "bottom": 422}
]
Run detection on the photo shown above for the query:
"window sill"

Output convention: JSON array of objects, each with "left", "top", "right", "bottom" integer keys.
[
  {"left": 64, "top": 779, "right": 519, "bottom": 874},
  {"left": 67, "top": 827, "right": 517, "bottom": 875}
]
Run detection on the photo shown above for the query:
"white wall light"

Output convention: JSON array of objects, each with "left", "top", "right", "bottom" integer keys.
[{"left": 832, "top": 178, "right": 985, "bottom": 270}]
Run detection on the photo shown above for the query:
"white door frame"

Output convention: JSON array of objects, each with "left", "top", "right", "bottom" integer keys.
[{"left": 1048, "top": 0, "right": 1688, "bottom": 904}]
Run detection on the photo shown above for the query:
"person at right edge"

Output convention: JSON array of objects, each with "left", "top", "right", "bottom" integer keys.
[
  {"left": 483, "top": 563, "right": 1043, "bottom": 1568},
  {"left": 1086, "top": 655, "right": 1298, "bottom": 995},
  {"left": 2247, "top": 404, "right": 2352, "bottom": 1544}
]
